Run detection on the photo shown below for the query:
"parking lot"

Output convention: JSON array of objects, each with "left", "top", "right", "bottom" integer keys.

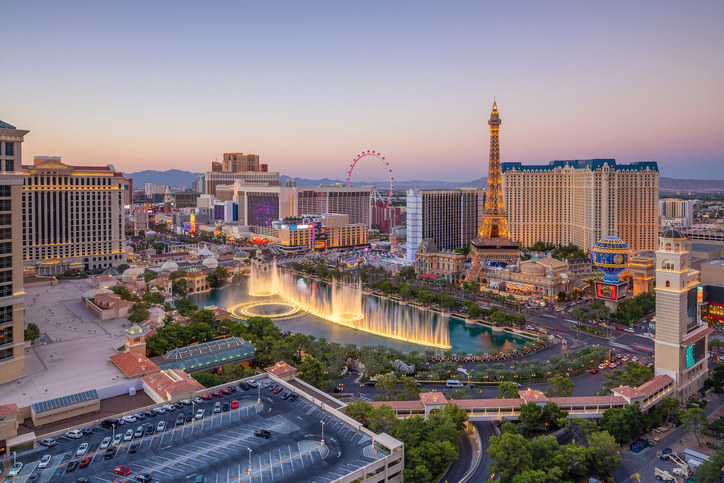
[{"left": 6, "top": 377, "right": 383, "bottom": 482}]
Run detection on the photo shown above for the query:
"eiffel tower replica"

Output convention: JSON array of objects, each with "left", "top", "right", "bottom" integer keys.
[{"left": 466, "top": 101, "right": 520, "bottom": 282}]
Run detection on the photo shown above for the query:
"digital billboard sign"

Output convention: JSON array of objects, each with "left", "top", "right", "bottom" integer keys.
[
  {"left": 686, "top": 338, "right": 706, "bottom": 369},
  {"left": 595, "top": 281, "right": 627, "bottom": 300}
]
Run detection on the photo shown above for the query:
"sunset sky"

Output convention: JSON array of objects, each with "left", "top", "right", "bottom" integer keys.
[{"left": 4, "top": 1, "right": 723, "bottom": 180}]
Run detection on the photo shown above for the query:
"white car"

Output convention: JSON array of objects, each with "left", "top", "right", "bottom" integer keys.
[
  {"left": 8, "top": 462, "right": 23, "bottom": 477},
  {"left": 624, "top": 328, "right": 635, "bottom": 333},
  {"left": 66, "top": 429, "right": 84, "bottom": 439},
  {"left": 38, "top": 455, "right": 52, "bottom": 469},
  {"left": 192, "top": 397, "right": 204, "bottom": 404},
  {"left": 123, "top": 429, "right": 134, "bottom": 441},
  {"left": 153, "top": 407, "right": 166, "bottom": 414},
  {"left": 100, "top": 436, "right": 112, "bottom": 450},
  {"left": 113, "top": 433, "right": 123, "bottom": 445},
  {"left": 156, "top": 421, "right": 166, "bottom": 432},
  {"left": 122, "top": 415, "right": 137, "bottom": 423},
  {"left": 76, "top": 442, "right": 89, "bottom": 457}
]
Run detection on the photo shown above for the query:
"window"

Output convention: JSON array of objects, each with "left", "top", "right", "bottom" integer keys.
[
  {"left": 4, "top": 160, "right": 14, "bottom": 172},
  {"left": 0, "top": 186, "right": 10, "bottom": 197},
  {"left": 0, "top": 347, "right": 12, "bottom": 361},
  {"left": 0, "top": 326, "right": 12, "bottom": 346},
  {"left": 4, "top": 142, "right": 13, "bottom": 156}
]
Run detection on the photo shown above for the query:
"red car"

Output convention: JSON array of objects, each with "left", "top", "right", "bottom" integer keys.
[
  {"left": 221, "top": 387, "right": 232, "bottom": 395},
  {"left": 589, "top": 369, "right": 598, "bottom": 374},
  {"left": 212, "top": 390, "right": 223, "bottom": 397},
  {"left": 273, "top": 387, "right": 283, "bottom": 394},
  {"left": 231, "top": 400, "right": 239, "bottom": 409},
  {"left": 200, "top": 393, "right": 212, "bottom": 400},
  {"left": 79, "top": 455, "right": 92, "bottom": 468},
  {"left": 114, "top": 466, "right": 132, "bottom": 476}
]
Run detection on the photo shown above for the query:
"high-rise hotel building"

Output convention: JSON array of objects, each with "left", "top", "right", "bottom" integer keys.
[
  {"left": 22, "top": 156, "right": 128, "bottom": 274},
  {"left": 0, "top": 121, "right": 27, "bottom": 383},
  {"left": 205, "top": 153, "right": 280, "bottom": 196},
  {"left": 501, "top": 159, "right": 659, "bottom": 252},
  {"left": 406, "top": 188, "right": 485, "bottom": 261}
]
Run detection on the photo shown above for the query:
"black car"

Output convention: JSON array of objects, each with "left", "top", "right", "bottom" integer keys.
[
  {"left": 144, "top": 425, "right": 155, "bottom": 435},
  {"left": 101, "top": 418, "right": 119, "bottom": 429},
  {"left": 104, "top": 447, "right": 116, "bottom": 459},
  {"left": 81, "top": 426, "right": 94, "bottom": 435},
  {"left": 66, "top": 460, "right": 78, "bottom": 472},
  {"left": 176, "top": 414, "right": 185, "bottom": 425},
  {"left": 186, "top": 411, "right": 194, "bottom": 422},
  {"left": 239, "top": 382, "right": 250, "bottom": 391},
  {"left": 228, "top": 385, "right": 237, "bottom": 392},
  {"left": 254, "top": 430, "right": 271, "bottom": 439},
  {"left": 129, "top": 442, "right": 140, "bottom": 454},
  {"left": 222, "top": 403, "right": 230, "bottom": 412},
  {"left": 288, "top": 394, "right": 298, "bottom": 401},
  {"left": 136, "top": 474, "right": 152, "bottom": 482},
  {"left": 26, "top": 473, "right": 41, "bottom": 483},
  {"left": 76, "top": 478, "right": 90, "bottom": 483},
  {"left": 145, "top": 411, "right": 157, "bottom": 418}
]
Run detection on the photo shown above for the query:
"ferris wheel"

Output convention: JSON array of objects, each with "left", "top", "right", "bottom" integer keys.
[{"left": 347, "top": 150, "right": 394, "bottom": 208}]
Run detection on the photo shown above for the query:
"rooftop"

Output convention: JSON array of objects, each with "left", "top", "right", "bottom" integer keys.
[
  {"left": 502, "top": 159, "right": 659, "bottom": 173},
  {"left": 32, "top": 389, "right": 99, "bottom": 415},
  {"left": 109, "top": 351, "right": 160, "bottom": 378},
  {"left": 157, "top": 337, "right": 256, "bottom": 373},
  {"left": 0, "top": 120, "right": 17, "bottom": 129}
]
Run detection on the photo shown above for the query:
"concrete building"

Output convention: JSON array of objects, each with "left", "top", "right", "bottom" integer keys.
[
  {"left": 660, "top": 198, "right": 694, "bottom": 228},
  {"left": 654, "top": 228, "right": 712, "bottom": 400},
  {"left": 501, "top": 159, "right": 659, "bottom": 252},
  {"left": 205, "top": 153, "right": 280, "bottom": 196},
  {"left": 274, "top": 214, "right": 368, "bottom": 251},
  {"left": 628, "top": 253, "right": 656, "bottom": 295},
  {"left": 0, "top": 120, "right": 27, "bottom": 385},
  {"left": 406, "top": 188, "right": 485, "bottom": 261},
  {"left": 173, "top": 191, "right": 200, "bottom": 209},
  {"left": 413, "top": 239, "right": 465, "bottom": 283},
  {"left": 296, "top": 186, "right": 372, "bottom": 225},
  {"left": 234, "top": 185, "right": 297, "bottom": 227},
  {"left": 21, "top": 157, "right": 128, "bottom": 273}
]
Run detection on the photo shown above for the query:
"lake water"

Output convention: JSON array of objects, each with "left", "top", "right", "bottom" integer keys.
[{"left": 189, "top": 277, "right": 530, "bottom": 354}]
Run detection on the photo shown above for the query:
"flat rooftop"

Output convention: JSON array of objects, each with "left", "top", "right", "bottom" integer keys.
[
  {"left": 8, "top": 376, "right": 391, "bottom": 482},
  {"left": 0, "top": 280, "right": 137, "bottom": 408}
]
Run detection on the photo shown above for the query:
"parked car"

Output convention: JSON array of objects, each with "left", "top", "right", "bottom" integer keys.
[
  {"left": 231, "top": 400, "right": 239, "bottom": 409},
  {"left": 66, "top": 460, "right": 78, "bottom": 472},
  {"left": 254, "top": 430, "right": 271, "bottom": 439},
  {"left": 82, "top": 426, "right": 94, "bottom": 435},
  {"left": 221, "top": 387, "right": 232, "bottom": 395},
  {"left": 200, "top": 393, "right": 212, "bottom": 401},
  {"left": 100, "top": 436, "right": 112, "bottom": 450},
  {"left": 145, "top": 425, "right": 155, "bottom": 436},
  {"left": 76, "top": 443, "right": 89, "bottom": 457},
  {"left": 114, "top": 465, "right": 132, "bottom": 476},
  {"left": 123, "top": 429, "right": 134, "bottom": 442},
  {"left": 186, "top": 411, "right": 194, "bottom": 422},
  {"left": 38, "top": 454, "right": 52, "bottom": 469},
  {"left": 66, "top": 429, "right": 84, "bottom": 439},
  {"left": 176, "top": 414, "right": 185, "bottom": 426},
  {"left": 153, "top": 407, "right": 166, "bottom": 414},
  {"left": 79, "top": 455, "right": 92, "bottom": 468},
  {"left": 129, "top": 442, "right": 140, "bottom": 454},
  {"left": 156, "top": 420, "right": 166, "bottom": 432},
  {"left": 214, "top": 402, "right": 221, "bottom": 413},
  {"left": 212, "top": 390, "right": 223, "bottom": 398},
  {"left": 8, "top": 462, "right": 23, "bottom": 477},
  {"left": 281, "top": 392, "right": 290, "bottom": 400},
  {"left": 273, "top": 386, "right": 283, "bottom": 394},
  {"left": 39, "top": 438, "right": 57, "bottom": 447},
  {"left": 222, "top": 403, "right": 230, "bottom": 412},
  {"left": 134, "top": 426, "right": 144, "bottom": 438},
  {"left": 113, "top": 433, "right": 123, "bottom": 446},
  {"left": 122, "top": 415, "right": 137, "bottom": 423},
  {"left": 288, "top": 394, "right": 298, "bottom": 401},
  {"left": 192, "top": 397, "right": 204, "bottom": 404},
  {"left": 136, "top": 473, "right": 152, "bottom": 482},
  {"left": 104, "top": 447, "right": 116, "bottom": 459},
  {"left": 196, "top": 408, "right": 205, "bottom": 419},
  {"left": 589, "top": 369, "right": 598, "bottom": 374}
]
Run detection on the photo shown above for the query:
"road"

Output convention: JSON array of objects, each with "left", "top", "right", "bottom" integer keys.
[{"left": 438, "top": 426, "right": 474, "bottom": 483}]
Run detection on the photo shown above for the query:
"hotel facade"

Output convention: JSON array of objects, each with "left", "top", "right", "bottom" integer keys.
[
  {"left": 21, "top": 156, "right": 128, "bottom": 274},
  {"left": 0, "top": 121, "right": 27, "bottom": 384},
  {"left": 501, "top": 159, "right": 659, "bottom": 252}
]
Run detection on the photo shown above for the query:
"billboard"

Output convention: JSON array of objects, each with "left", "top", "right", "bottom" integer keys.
[
  {"left": 686, "top": 338, "right": 706, "bottom": 369},
  {"left": 595, "top": 281, "right": 628, "bottom": 300},
  {"left": 686, "top": 287, "right": 698, "bottom": 330}
]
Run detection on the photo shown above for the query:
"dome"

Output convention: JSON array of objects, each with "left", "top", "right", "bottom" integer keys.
[
  {"left": 591, "top": 236, "right": 630, "bottom": 283},
  {"left": 159, "top": 261, "right": 179, "bottom": 272},
  {"left": 122, "top": 267, "right": 144, "bottom": 281},
  {"left": 202, "top": 257, "right": 219, "bottom": 269},
  {"left": 127, "top": 324, "right": 143, "bottom": 335},
  {"left": 661, "top": 228, "right": 686, "bottom": 239},
  {"left": 234, "top": 251, "right": 248, "bottom": 261}
]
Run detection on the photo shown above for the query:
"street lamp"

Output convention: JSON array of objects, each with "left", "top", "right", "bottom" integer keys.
[
  {"left": 320, "top": 421, "right": 325, "bottom": 447},
  {"left": 257, "top": 384, "right": 261, "bottom": 405},
  {"left": 248, "top": 448, "right": 252, "bottom": 476}
]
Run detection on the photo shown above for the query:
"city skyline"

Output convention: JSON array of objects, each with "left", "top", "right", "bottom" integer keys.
[{"left": 4, "top": 1, "right": 724, "bottom": 180}]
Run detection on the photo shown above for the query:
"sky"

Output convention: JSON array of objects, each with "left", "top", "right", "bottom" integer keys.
[{"left": 3, "top": 1, "right": 724, "bottom": 181}]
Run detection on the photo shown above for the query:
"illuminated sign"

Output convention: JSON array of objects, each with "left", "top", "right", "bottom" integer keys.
[
  {"left": 686, "top": 338, "right": 706, "bottom": 368},
  {"left": 595, "top": 281, "right": 627, "bottom": 300},
  {"left": 190, "top": 214, "right": 196, "bottom": 234}
]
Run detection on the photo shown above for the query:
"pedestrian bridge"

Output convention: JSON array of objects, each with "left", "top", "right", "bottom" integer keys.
[{"left": 369, "top": 374, "right": 674, "bottom": 421}]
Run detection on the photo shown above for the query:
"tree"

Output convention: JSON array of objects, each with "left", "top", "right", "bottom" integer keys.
[
  {"left": 541, "top": 402, "right": 568, "bottom": 430},
  {"left": 600, "top": 405, "right": 646, "bottom": 443},
  {"left": 498, "top": 381, "right": 520, "bottom": 399},
  {"left": 681, "top": 407, "right": 708, "bottom": 447},
  {"left": 653, "top": 396, "right": 683, "bottom": 425},
  {"left": 398, "top": 375, "right": 420, "bottom": 400},
  {"left": 375, "top": 374, "right": 398, "bottom": 400},
  {"left": 346, "top": 401, "right": 372, "bottom": 426},
  {"left": 545, "top": 375, "right": 574, "bottom": 397},
  {"left": 488, "top": 432, "right": 533, "bottom": 481},
  {"left": 519, "top": 402, "right": 543, "bottom": 433},
  {"left": 705, "top": 363, "right": 724, "bottom": 392},
  {"left": 141, "top": 291, "right": 165, "bottom": 305},
  {"left": 368, "top": 404, "right": 397, "bottom": 435},
  {"left": 174, "top": 298, "right": 197, "bottom": 316},
  {"left": 695, "top": 444, "right": 724, "bottom": 482},
  {"left": 191, "top": 371, "right": 222, "bottom": 387},
  {"left": 189, "top": 309, "right": 215, "bottom": 326},
  {"left": 24, "top": 323, "right": 40, "bottom": 341},
  {"left": 207, "top": 266, "right": 230, "bottom": 289},
  {"left": 587, "top": 430, "right": 621, "bottom": 477},
  {"left": 128, "top": 303, "right": 150, "bottom": 323},
  {"left": 299, "top": 358, "right": 325, "bottom": 388},
  {"left": 172, "top": 278, "right": 188, "bottom": 296},
  {"left": 143, "top": 270, "right": 158, "bottom": 282}
]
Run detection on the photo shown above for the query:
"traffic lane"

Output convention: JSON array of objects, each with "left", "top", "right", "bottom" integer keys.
[
  {"left": 439, "top": 425, "right": 474, "bottom": 483},
  {"left": 469, "top": 421, "right": 497, "bottom": 482}
]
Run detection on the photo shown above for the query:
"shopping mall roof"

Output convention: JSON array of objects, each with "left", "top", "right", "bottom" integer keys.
[{"left": 158, "top": 337, "right": 256, "bottom": 372}]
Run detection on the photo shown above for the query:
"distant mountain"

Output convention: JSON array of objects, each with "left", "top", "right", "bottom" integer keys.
[
  {"left": 124, "top": 169, "right": 724, "bottom": 193},
  {"left": 126, "top": 169, "right": 202, "bottom": 187},
  {"left": 660, "top": 177, "right": 724, "bottom": 193}
]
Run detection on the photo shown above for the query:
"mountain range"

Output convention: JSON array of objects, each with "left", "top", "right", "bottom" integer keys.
[{"left": 126, "top": 169, "right": 724, "bottom": 193}]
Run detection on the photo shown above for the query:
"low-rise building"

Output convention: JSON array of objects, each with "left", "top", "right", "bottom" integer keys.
[
  {"left": 82, "top": 292, "right": 134, "bottom": 320},
  {"left": 413, "top": 239, "right": 465, "bottom": 283},
  {"left": 274, "top": 213, "right": 368, "bottom": 251},
  {"left": 141, "top": 369, "right": 205, "bottom": 403},
  {"left": 184, "top": 268, "right": 209, "bottom": 293}
]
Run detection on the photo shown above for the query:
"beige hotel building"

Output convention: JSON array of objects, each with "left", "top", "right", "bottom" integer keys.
[
  {"left": 501, "top": 159, "right": 659, "bottom": 252},
  {"left": 0, "top": 121, "right": 27, "bottom": 384},
  {"left": 22, "top": 156, "right": 128, "bottom": 274}
]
